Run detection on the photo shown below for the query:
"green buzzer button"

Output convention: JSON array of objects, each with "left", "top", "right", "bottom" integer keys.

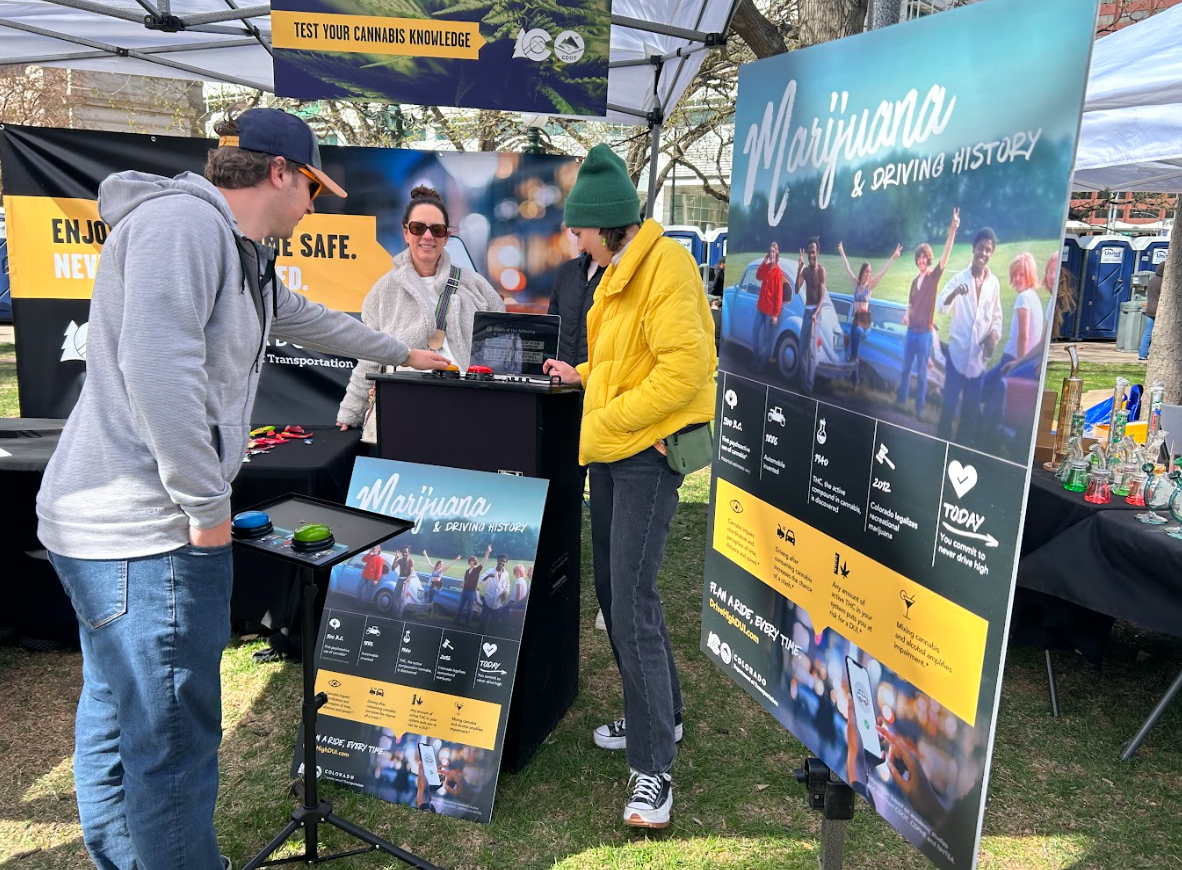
[{"left": 291, "top": 522, "right": 334, "bottom": 553}]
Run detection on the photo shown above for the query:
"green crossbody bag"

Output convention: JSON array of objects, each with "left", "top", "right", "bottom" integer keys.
[{"left": 663, "top": 422, "right": 714, "bottom": 475}]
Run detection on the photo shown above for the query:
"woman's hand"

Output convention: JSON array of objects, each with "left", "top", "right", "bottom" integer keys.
[
  {"left": 542, "top": 359, "right": 582, "bottom": 386},
  {"left": 337, "top": 421, "right": 350, "bottom": 431},
  {"left": 406, "top": 349, "right": 452, "bottom": 370}
]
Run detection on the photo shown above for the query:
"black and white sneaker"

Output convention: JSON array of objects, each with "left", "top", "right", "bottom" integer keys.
[
  {"left": 593, "top": 712, "right": 684, "bottom": 749},
  {"left": 623, "top": 769, "right": 672, "bottom": 828}
]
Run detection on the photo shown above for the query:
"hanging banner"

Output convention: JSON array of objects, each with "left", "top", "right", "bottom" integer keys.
[
  {"left": 0, "top": 125, "right": 579, "bottom": 421},
  {"left": 701, "top": 1, "right": 1097, "bottom": 868},
  {"left": 293, "top": 458, "right": 547, "bottom": 822},
  {"left": 271, "top": 0, "right": 611, "bottom": 117}
]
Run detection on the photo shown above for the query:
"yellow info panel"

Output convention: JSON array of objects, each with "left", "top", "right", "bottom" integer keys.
[
  {"left": 272, "top": 10, "right": 486, "bottom": 60},
  {"left": 713, "top": 477, "right": 988, "bottom": 726},
  {"left": 314, "top": 670, "right": 501, "bottom": 750}
]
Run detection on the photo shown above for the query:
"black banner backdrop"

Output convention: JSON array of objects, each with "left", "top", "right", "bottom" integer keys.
[{"left": 1, "top": 125, "right": 579, "bottom": 422}]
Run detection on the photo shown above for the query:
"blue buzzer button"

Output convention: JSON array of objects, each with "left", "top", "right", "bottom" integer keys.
[
  {"left": 291, "top": 522, "right": 335, "bottom": 553},
  {"left": 231, "top": 510, "right": 273, "bottom": 539}
]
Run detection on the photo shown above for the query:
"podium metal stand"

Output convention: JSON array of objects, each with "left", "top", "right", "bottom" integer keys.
[{"left": 231, "top": 495, "right": 442, "bottom": 870}]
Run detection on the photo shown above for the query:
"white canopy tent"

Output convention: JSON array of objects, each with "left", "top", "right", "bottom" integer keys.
[
  {"left": 1073, "top": 1, "right": 1182, "bottom": 194},
  {"left": 0, "top": 0, "right": 739, "bottom": 207}
]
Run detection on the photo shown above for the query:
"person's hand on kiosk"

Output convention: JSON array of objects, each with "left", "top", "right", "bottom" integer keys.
[
  {"left": 191, "top": 518, "right": 231, "bottom": 548},
  {"left": 542, "top": 359, "right": 582, "bottom": 386},
  {"left": 406, "top": 349, "right": 452, "bottom": 370}
]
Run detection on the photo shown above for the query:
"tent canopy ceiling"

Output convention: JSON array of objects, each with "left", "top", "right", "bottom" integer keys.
[
  {"left": 0, "top": 0, "right": 736, "bottom": 125},
  {"left": 1073, "top": 2, "right": 1182, "bottom": 193}
]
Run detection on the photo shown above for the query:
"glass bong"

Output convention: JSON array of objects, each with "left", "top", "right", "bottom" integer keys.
[
  {"left": 1136, "top": 463, "right": 1173, "bottom": 525},
  {"left": 1060, "top": 436, "right": 1090, "bottom": 492},
  {"left": 1084, "top": 446, "right": 1113, "bottom": 505},
  {"left": 1092, "top": 376, "right": 1130, "bottom": 473}
]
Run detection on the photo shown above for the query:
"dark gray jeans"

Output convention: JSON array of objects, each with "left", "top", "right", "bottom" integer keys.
[{"left": 589, "top": 447, "right": 684, "bottom": 775}]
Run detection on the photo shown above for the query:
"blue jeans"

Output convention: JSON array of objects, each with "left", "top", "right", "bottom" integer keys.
[
  {"left": 849, "top": 325, "right": 868, "bottom": 363},
  {"left": 456, "top": 588, "right": 477, "bottom": 624},
  {"left": 800, "top": 306, "right": 818, "bottom": 371},
  {"left": 50, "top": 545, "right": 233, "bottom": 870},
  {"left": 753, "top": 311, "right": 776, "bottom": 369},
  {"left": 589, "top": 448, "right": 684, "bottom": 775},
  {"left": 938, "top": 357, "right": 984, "bottom": 445},
  {"left": 896, "top": 330, "right": 933, "bottom": 414},
  {"left": 1139, "top": 315, "right": 1154, "bottom": 359}
]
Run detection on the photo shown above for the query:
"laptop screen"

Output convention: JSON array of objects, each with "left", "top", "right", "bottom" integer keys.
[{"left": 468, "top": 312, "right": 561, "bottom": 376}]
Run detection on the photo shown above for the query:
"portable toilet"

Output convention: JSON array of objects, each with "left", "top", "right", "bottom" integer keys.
[
  {"left": 662, "top": 225, "right": 706, "bottom": 266},
  {"left": 1055, "top": 234, "right": 1084, "bottom": 339},
  {"left": 1077, "top": 234, "right": 1133, "bottom": 340},
  {"left": 706, "top": 226, "right": 728, "bottom": 268},
  {"left": 1132, "top": 236, "right": 1169, "bottom": 273}
]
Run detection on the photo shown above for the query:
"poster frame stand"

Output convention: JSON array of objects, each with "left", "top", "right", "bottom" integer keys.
[
  {"left": 794, "top": 758, "right": 855, "bottom": 870},
  {"left": 232, "top": 496, "right": 443, "bottom": 870}
]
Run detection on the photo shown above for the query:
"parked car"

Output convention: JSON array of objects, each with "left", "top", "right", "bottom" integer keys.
[
  {"left": 828, "top": 292, "right": 945, "bottom": 396},
  {"left": 331, "top": 554, "right": 479, "bottom": 620},
  {"left": 722, "top": 257, "right": 852, "bottom": 392}
]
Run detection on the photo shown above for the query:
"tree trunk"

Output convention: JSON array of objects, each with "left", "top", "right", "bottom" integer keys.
[
  {"left": 797, "top": 0, "right": 869, "bottom": 49},
  {"left": 1146, "top": 236, "right": 1182, "bottom": 404},
  {"left": 730, "top": 0, "right": 788, "bottom": 59}
]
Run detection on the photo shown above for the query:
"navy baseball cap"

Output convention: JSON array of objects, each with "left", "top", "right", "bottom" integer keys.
[{"left": 219, "top": 107, "right": 346, "bottom": 198}]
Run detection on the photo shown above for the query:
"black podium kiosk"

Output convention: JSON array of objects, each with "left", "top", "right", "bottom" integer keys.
[{"left": 370, "top": 372, "right": 583, "bottom": 771}]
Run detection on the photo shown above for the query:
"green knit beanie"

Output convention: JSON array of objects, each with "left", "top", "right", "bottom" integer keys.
[{"left": 564, "top": 144, "right": 641, "bottom": 229}]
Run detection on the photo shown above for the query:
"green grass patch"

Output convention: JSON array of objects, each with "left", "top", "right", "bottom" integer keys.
[
  {"left": 3, "top": 466, "right": 1181, "bottom": 869},
  {"left": 1043, "top": 361, "right": 1150, "bottom": 424},
  {"left": 0, "top": 342, "right": 18, "bottom": 418}
]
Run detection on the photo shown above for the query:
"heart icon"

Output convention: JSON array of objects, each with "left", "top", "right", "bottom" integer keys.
[
  {"left": 947, "top": 461, "right": 978, "bottom": 499},
  {"left": 482, "top": 642, "right": 498, "bottom": 657}
]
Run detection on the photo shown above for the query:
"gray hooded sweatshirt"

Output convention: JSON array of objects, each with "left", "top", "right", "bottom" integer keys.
[{"left": 37, "top": 171, "right": 411, "bottom": 559}]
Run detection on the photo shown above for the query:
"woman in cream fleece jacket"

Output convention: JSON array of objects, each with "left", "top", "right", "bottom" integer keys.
[{"left": 337, "top": 185, "right": 503, "bottom": 428}]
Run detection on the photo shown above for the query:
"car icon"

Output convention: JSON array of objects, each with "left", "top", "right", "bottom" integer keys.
[
  {"left": 366, "top": 626, "right": 381, "bottom": 636},
  {"left": 768, "top": 406, "right": 786, "bottom": 426},
  {"left": 369, "top": 687, "right": 384, "bottom": 697}
]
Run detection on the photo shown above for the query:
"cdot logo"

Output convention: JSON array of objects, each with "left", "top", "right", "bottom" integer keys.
[
  {"left": 553, "top": 30, "right": 585, "bottom": 63},
  {"left": 61, "top": 320, "right": 89, "bottom": 362}
]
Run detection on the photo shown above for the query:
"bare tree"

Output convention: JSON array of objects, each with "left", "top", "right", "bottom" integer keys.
[
  {"left": 797, "top": 0, "right": 868, "bottom": 48},
  {"left": 1146, "top": 234, "right": 1181, "bottom": 403}
]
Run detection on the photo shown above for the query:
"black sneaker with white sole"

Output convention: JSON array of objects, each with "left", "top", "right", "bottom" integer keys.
[
  {"left": 593, "top": 712, "right": 684, "bottom": 749},
  {"left": 623, "top": 769, "right": 672, "bottom": 828}
]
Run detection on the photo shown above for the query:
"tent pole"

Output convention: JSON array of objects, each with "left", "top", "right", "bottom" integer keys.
[
  {"left": 646, "top": 118, "right": 663, "bottom": 220},
  {"left": 610, "top": 14, "right": 724, "bottom": 46}
]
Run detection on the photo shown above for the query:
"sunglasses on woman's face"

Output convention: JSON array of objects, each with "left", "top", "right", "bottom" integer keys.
[{"left": 405, "top": 221, "right": 449, "bottom": 238}]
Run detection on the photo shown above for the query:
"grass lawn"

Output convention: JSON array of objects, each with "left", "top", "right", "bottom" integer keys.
[
  {"left": 3, "top": 466, "right": 1180, "bottom": 870},
  {"left": 0, "top": 342, "right": 18, "bottom": 417},
  {"left": 1043, "top": 361, "right": 1150, "bottom": 426}
]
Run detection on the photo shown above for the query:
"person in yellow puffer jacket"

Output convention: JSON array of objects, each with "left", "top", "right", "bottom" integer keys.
[{"left": 544, "top": 143, "right": 716, "bottom": 830}]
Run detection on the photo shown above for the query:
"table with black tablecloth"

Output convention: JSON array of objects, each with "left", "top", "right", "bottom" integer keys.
[
  {"left": 1016, "top": 467, "right": 1182, "bottom": 756},
  {"left": 1, "top": 419, "right": 364, "bottom": 644}
]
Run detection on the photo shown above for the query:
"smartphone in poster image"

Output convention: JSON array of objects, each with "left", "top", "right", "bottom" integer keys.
[
  {"left": 807, "top": 405, "right": 876, "bottom": 541},
  {"left": 845, "top": 656, "right": 885, "bottom": 767},
  {"left": 860, "top": 422, "right": 946, "bottom": 577},
  {"left": 418, "top": 742, "right": 442, "bottom": 788},
  {"left": 933, "top": 446, "right": 1028, "bottom": 622}
]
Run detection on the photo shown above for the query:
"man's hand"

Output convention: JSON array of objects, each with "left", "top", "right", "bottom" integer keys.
[
  {"left": 542, "top": 359, "right": 582, "bottom": 385},
  {"left": 191, "top": 518, "right": 231, "bottom": 548},
  {"left": 951, "top": 207, "right": 960, "bottom": 230},
  {"left": 406, "top": 349, "right": 452, "bottom": 370}
]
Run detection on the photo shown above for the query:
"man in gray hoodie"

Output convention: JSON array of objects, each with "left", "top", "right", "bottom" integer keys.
[{"left": 36, "top": 108, "right": 450, "bottom": 870}]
